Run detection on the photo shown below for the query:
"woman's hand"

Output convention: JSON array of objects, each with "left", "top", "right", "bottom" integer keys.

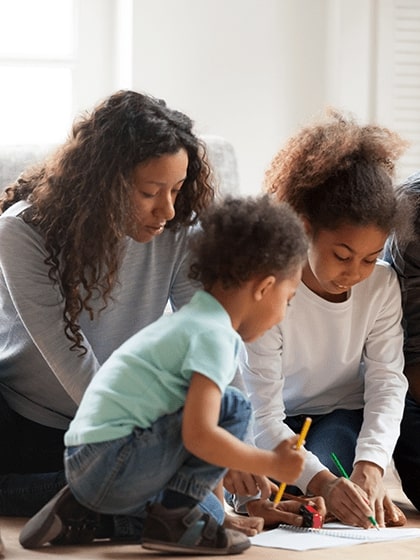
[
  {"left": 351, "top": 461, "right": 406, "bottom": 527},
  {"left": 224, "top": 470, "right": 276, "bottom": 500},
  {"left": 351, "top": 461, "right": 385, "bottom": 526},
  {"left": 309, "top": 465, "right": 407, "bottom": 528},
  {"left": 246, "top": 496, "right": 326, "bottom": 529},
  {"left": 383, "top": 493, "right": 407, "bottom": 526}
]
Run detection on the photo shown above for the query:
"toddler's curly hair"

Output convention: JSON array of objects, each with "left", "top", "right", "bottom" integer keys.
[{"left": 189, "top": 195, "right": 308, "bottom": 289}]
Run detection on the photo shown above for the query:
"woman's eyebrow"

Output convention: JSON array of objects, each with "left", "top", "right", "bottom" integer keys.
[{"left": 144, "top": 177, "right": 186, "bottom": 187}]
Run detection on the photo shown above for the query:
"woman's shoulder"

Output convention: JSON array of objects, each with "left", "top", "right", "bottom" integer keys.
[
  {"left": 0, "top": 200, "right": 34, "bottom": 238},
  {"left": 0, "top": 201, "right": 46, "bottom": 261},
  {"left": 0, "top": 199, "right": 30, "bottom": 220}
]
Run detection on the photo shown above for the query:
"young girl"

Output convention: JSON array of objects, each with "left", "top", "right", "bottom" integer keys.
[
  {"left": 238, "top": 109, "right": 408, "bottom": 528},
  {"left": 20, "top": 196, "right": 310, "bottom": 555}
]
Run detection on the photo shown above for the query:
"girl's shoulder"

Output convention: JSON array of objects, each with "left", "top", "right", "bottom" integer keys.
[
  {"left": 371, "top": 258, "right": 398, "bottom": 283},
  {"left": 357, "top": 259, "right": 400, "bottom": 300}
]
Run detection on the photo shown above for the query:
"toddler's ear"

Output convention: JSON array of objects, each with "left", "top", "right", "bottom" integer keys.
[
  {"left": 254, "top": 275, "right": 276, "bottom": 301},
  {"left": 300, "top": 215, "right": 312, "bottom": 236}
]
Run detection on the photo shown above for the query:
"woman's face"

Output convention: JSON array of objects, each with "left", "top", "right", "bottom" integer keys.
[
  {"left": 303, "top": 223, "right": 388, "bottom": 302},
  {"left": 127, "top": 148, "right": 189, "bottom": 242}
]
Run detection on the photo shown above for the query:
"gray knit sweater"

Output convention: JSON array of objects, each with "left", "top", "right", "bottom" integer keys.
[{"left": 0, "top": 201, "right": 196, "bottom": 429}]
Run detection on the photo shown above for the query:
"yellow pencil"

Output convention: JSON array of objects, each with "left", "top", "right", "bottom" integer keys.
[{"left": 273, "top": 417, "right": 312, "bottom": 505}]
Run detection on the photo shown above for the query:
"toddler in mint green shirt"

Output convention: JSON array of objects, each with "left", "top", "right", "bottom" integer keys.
[{"left": 22, "top": 195, "right": 310, "bottom": 555}]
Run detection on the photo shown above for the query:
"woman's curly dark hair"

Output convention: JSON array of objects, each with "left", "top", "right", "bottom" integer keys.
[
  {"left": 189, "top": 195, "right": 308, "bottom": 290},
  {"left": 0, "top": 90, "right": 214, "bottom": 351},
  {"left": 265, "top": 108, "right": 409, "bottom": 235}
]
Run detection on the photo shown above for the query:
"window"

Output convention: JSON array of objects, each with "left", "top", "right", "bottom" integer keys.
[
  {"left": 376, "top": 0, "right": 420, "bottom": 181},
  {"left": 0, "top": 0, "right": 76, "bottom": 145}
]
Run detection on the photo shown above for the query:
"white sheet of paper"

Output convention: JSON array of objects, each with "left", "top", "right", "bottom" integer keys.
[{"left": 250, "top": 523, "right": 420, "bottom": 551}]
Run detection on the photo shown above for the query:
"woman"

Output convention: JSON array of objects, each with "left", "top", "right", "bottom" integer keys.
[
  {"left": 3, "top": 89, "right": 318, "bottom": 545},
  {"left": 0, "top": 89, "right": 213, "bottom": 517}
]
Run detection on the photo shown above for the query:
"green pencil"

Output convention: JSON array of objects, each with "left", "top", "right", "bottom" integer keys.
[{"left": 330, "top": 452, "right": 380, "bottom": 530}]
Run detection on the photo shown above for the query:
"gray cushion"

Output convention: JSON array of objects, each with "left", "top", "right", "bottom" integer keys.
[
  {"left": 0, "top": 136, "right": 239, "bottom": 195},
  {"left": 201, "top": 134, "right": 240, "bottom": 197},
  {"left": 0, "top": 145, "right": 54, "bottom": 191}
]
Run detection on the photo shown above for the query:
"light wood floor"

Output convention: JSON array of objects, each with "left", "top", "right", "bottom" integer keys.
[{"left": 1, "top": 469, "right": 419, "bottom": 559}]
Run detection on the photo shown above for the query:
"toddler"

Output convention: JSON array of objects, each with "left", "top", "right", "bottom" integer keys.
[{"left": 22, "top": 195, "right": 308, "bottom": 555}]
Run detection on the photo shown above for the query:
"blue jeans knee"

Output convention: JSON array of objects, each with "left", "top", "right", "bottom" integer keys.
[{"left": 65, "top": 386, "right": 252, "bottom": 518}]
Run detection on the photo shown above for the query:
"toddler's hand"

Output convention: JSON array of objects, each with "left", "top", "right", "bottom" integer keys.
[{"left": 272, "top": 434, "right": 305, "bottom": 483}]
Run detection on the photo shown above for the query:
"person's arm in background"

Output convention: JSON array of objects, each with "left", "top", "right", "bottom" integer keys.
[
  {"left": 404, "top": 363, "right": 420, "bottom": 403},
  {"left": 386, "top": 238, "right": 420, "bottom": 403},
  {"left": 397, "top": 231, "right": 420, "bottom": 403},
  {"left": 385, "top": 174, "right": 420, "bottom": 403}
]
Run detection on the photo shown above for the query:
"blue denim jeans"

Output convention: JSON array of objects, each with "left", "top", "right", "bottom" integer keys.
[
  {"left": 226, "top": 407, "right": 364, "bottom": 509},
  {"left": 285, "top": 408, "right": 364, "bottom": 492},
  {"left": 393, "top": 395, "right": 420, "bottom": 511},
  {"left": 65, "top": 386, "right": 252, "bottom": 520}
]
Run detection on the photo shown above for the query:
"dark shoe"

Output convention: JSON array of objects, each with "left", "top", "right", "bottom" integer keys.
[
  {"left": 19, "top": 485, "right": 107, "bottom": 549},
  {"left": 142, "top": 503, "right": 250, "bottom": 555}
]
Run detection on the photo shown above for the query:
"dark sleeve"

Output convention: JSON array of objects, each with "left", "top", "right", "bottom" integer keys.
[{"left": 385, "top": 233, "right": 420, "bottom": 366}]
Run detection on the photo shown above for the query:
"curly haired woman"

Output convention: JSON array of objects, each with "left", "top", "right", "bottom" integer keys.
[{"left": 0, "top": 90, "right": 214, "bottom": 518}]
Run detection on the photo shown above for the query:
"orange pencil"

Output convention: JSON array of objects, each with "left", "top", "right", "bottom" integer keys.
[{"left": 273, "top": 417, "right": 312, "bottom": 505}]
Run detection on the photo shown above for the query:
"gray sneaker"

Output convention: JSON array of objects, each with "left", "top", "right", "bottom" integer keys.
[{"left": 142, "top": 503, "right": 250, "bottom": 555}]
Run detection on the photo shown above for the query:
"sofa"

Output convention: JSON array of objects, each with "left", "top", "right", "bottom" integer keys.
[{"left": 0, "top": 135, "right": 240, "bottom": 196}]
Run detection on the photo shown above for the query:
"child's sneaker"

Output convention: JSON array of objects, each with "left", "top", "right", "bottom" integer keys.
[
  {"left": 19, "top": 485, "right": 105, "bottom": 549},
  {"left": 142, "top": 503, "right": 250, "bottom": 555}
]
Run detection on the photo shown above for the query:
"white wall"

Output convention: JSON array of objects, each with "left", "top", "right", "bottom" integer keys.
[
  {"left": 75, "top": 0, "right": 380, "bottom": 195},
  {"left": 325, "top": 0, "right": 378, "bottom": 121},
  {"left": 73, "top": 0, "right": 115, "bottom": 114},
  {"left": 123, "top": 0, "right": 330, "bottom": 194}
]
